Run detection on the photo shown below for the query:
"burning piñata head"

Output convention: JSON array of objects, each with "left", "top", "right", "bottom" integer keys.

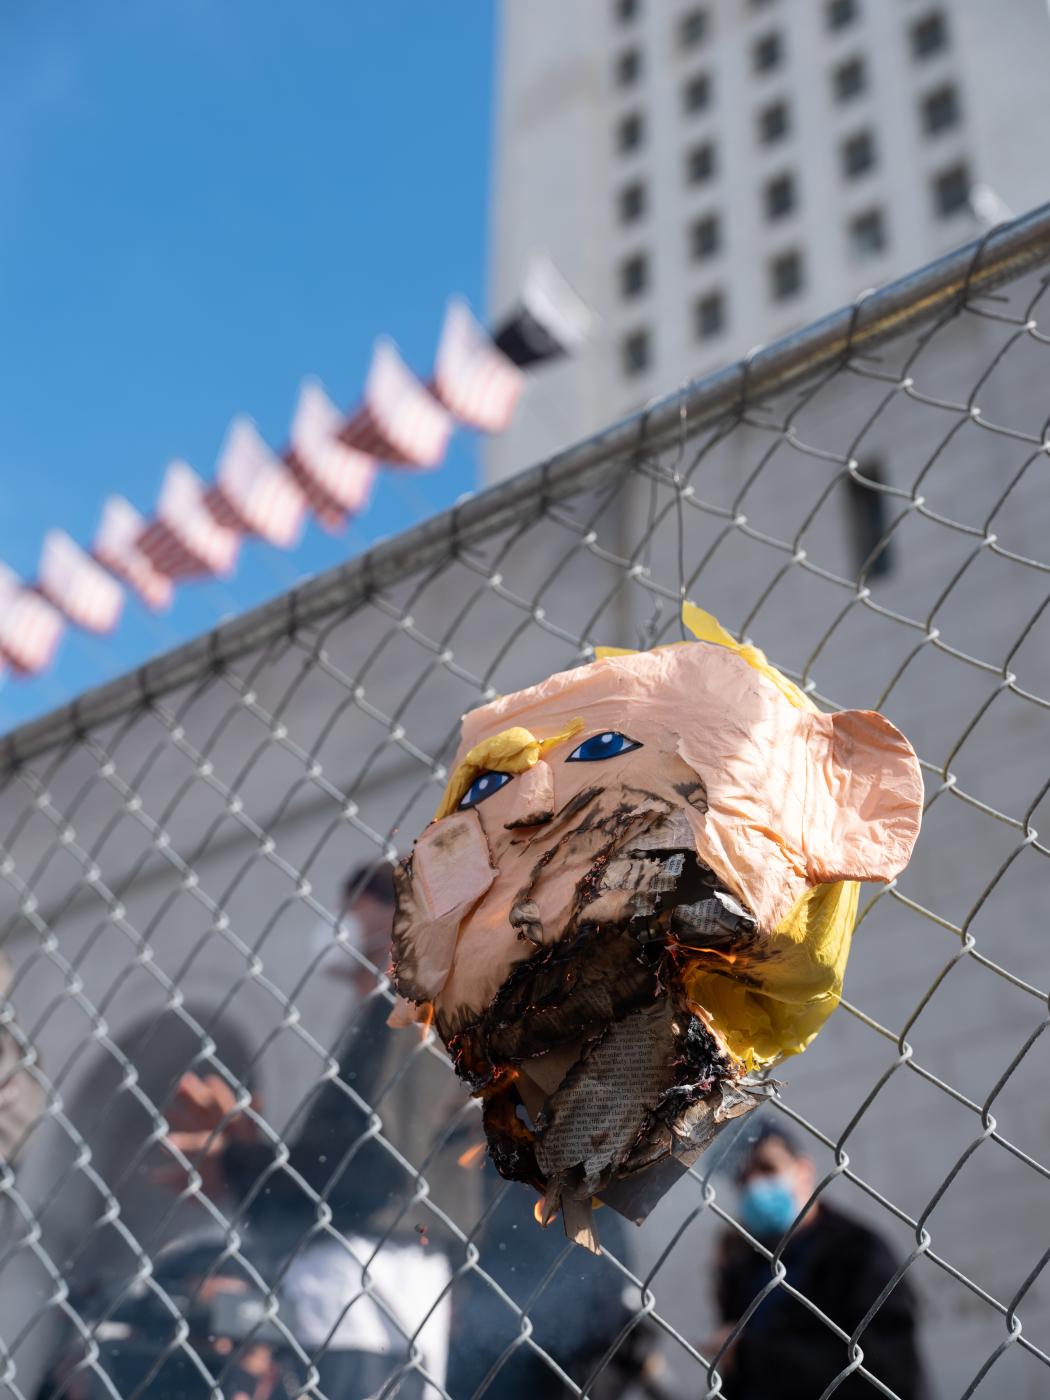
[{"left": 390, "top": 605, "right": 923, "bottom": 1248}]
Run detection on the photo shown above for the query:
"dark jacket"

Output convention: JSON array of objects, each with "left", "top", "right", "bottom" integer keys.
[
  {"left": 716, "top": 1205, "right": 927, "bottom": 1400},
  {"left": 447, "top": 1178, "right": 636, "bottom": 1399},
  {"left": 223, "top": 992, "right": 481, "bottom": 1251}
]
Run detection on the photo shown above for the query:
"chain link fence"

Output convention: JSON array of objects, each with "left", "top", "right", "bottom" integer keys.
[{"left": 1, "top": 206, "right": 1049, "bottom": 1400}]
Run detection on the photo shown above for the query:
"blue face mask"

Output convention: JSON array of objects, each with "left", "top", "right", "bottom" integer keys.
[{"left": 739, "top": 1175, "right": 798, "bottom": 1238}]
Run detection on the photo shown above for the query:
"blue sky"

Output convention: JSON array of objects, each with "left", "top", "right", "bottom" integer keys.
[{"left": 0, "top": 3, "right": 496, "bottom": 728}]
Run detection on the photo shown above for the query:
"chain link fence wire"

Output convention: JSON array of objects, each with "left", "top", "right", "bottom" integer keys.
[{"left": 1, "top": 205, "right": 1050, "bottom": 1400}]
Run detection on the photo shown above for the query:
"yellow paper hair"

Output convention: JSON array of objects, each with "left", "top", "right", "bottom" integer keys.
[{"left": 434, "top": 719, "right": 583, "bottom": 820}]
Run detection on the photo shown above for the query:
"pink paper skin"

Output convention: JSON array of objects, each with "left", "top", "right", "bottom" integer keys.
[
  {"left": 414, "top": 809, "right": 498, "bottom": 917},
  {"left": 399, "top": 642, "right": 922, "bottom": 1034},
  {"left": 502, "top": 761, "right": 554, "bottom": 828},
  {"left": 394, "top": 809, "right": 497, "bottom": 1004}
]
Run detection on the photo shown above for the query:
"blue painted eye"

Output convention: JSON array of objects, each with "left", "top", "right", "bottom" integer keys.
[
  {"left": 566, "top": 731, "right": 643, "bottom": 763},
  {"left": 458, "top": 770, "right": 514, "bottom": 809}
]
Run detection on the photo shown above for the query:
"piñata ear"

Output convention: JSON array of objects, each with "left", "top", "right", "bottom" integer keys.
[
  {"left": 391, "top": 809, "right": 497, "bottom": 1004},
  {"left": 804, "top": 709, "right": 924, "bottom": 886}
]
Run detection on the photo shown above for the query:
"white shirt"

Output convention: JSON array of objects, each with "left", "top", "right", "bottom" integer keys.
[{"left": 283, "top": 1235, "right": 452, "bottom": 1388}]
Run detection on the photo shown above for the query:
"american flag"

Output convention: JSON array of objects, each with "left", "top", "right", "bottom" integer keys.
[
  {"left": 205, "top": 418, "right": 307, "bottom": 550},
  {"left": 93, "top": 496, "right": 174, "bottom": 612},
  {"left": 138, "top": 461, "right": 240, "bottom": 580},
  {"left": 289, "top": 380, "right": 377, "bottom": 530},
  {"left": 5, "top": 261, "right": 591, "bottom": 687},
  {"left": 0, "top": 565, "right": 64, "bottom": 674},
  {"left": 432, "top": 299, "right": 525, "bottom": 433},
  {"left": 39, "top": 530, "right": 124, "bottom": 634},
  {"left": 341, "top": 339, "right": 452, "bottom": 468}
]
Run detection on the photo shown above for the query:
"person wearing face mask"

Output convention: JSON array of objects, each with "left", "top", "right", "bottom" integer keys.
[
  {"left": 712, "top": 1121, "right": 928, "bottom": 1400},
  {"left": 160, "top": 862, "right": 480, "bottom": 1399}
]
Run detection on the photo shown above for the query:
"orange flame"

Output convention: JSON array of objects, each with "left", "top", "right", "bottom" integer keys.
[
  {"left": 417, "top": 1001, "right": 435, "bottom": 1041},
  {"left": 533, "top": 1198, "right": 558, "bottom": 1227},
  {"left": 457, "top": 1142, "right": 487, "bottom": 1169}
]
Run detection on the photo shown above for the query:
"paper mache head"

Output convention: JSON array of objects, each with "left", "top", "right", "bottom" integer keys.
[{"left": 390, "top": 605, "right": 923, "bottom": 1249}]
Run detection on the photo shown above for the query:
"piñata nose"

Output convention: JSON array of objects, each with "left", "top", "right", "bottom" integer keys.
[{"left": 503, "top": 759, "right": 555, "bottom": 829}]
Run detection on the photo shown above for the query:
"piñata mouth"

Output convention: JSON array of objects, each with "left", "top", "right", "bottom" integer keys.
[
  {"left": 613, "top": 806, "right": 756, "bottom": 949},
  {"left": 453, "top": 804, "right": 756, "bottom": 1079}
]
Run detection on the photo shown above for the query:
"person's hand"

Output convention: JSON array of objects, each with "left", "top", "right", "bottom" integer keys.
[{"left": 153, "top": 1072, "right": 258, "bottom": 1199}]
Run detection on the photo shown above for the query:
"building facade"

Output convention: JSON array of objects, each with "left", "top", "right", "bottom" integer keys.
[{"left": 486, "top": 0, "right": 1050, "bottom": 484}]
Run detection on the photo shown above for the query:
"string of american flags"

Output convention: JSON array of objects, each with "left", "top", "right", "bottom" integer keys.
[{"left": 1, "top": 258, "right": 590, "bottom": 680}]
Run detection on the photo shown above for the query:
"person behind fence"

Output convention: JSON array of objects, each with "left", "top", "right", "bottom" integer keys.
[
  {"left": 35, "top": 1228, "right": 307, "bottom": 1400},
  {"left": 449, "top": 1168, "right": 655, "bottom": 1399},
  {"left": 160, "top": 862, "right": 480, "bottom": 1399},
  {"left": 711, "top": 1121, "right": 928, "bottom": 1400}
]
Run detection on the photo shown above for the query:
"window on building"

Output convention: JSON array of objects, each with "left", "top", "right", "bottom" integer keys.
[
  {"left": 753, "top": 32, "right": 783, "bottom": 72},
  {"left": 841, "top": 129, "right": 876, "bottom": 178},
  {"left": 833, "top": 56, "right": 866, "bottom": 102},
  {"left": 922, "top": 83, "right": 960, "bottom": 135},
  {"left": 933, "top": 162, "right": 971, "bottom": 218},
  {"left": 911, "top": 11, "right": 948, "bottom": 60},
  {"left": 615, "top": 0, "right": 640, "bottom": 23},
  {"left": 690, "top": 212, "right": 721, "bottom": 260},
  {"left": 617, "top": 111, "right": 644, "bottom": 153},
  {"left": 679, "top": 7, "right": 709, "bottom": 48},
  {"left": 683, "top": 71, "right": 712, "bottom": 113},
  {"left": 620, "top": 252, "right": 649, "bottom": 298},
  {"left": 615, "top": 48, "right": 642, "bottom": 87},
  {"left": 849, "top": 208, "right": 886, "bottom": 258},
  {"left": 618, "top": 180, "right": 647, "bottom": 224},
  {"left": 695, "top": 290, "right": 725, "bottom": 340},
  {"left": 770, "top": 249, "right": 803, "bottom": 300},
  {"left": 826, "top": 0, "right": 859, "bottom": 30},
  {"left": 764, "top": 171, "right": 796, "bottom": 221},
  {"left": 846, "top": 460, "right": 893, "bottom": 577},
  {"left": 758, "top": 99, "right": 790, "bottom": 144},
  {"left": 622, "top": 328, "right": 651, "bottom": 375},
  {"left": 686, "top": 141, "right": 716, "bottom": 184}
]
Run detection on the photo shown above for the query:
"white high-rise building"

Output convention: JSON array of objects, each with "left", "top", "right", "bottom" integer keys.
[{"left": 486, "top": 0, "right": 1050, "bottom": 484}]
